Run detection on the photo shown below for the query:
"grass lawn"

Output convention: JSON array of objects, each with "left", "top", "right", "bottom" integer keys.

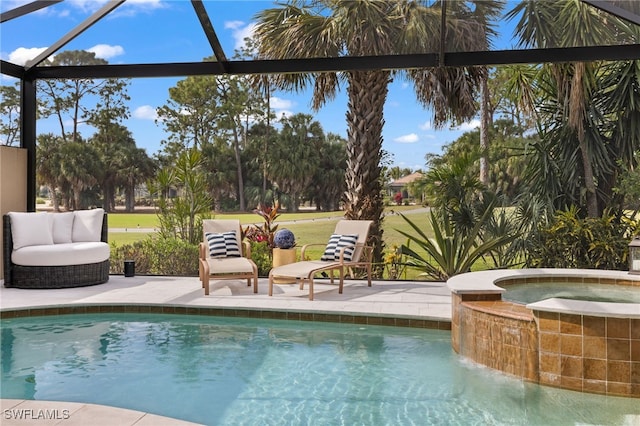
[
  {"left": 106, "top": 205, "right": 422, "bottom": 229},
  {"left": 107, "top": 206, "right": 434, "bottom": 279},
  {"left": 108, "top": 206, "right": 430, "bottom": 247}
]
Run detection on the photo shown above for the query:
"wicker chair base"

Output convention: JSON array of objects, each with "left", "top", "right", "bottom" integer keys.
[{"left": 5, "top": 260, "right": 110, "bottom": 289}]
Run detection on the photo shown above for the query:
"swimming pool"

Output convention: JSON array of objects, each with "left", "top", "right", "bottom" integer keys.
[
  {"left": 501, "top": 281, "right": 640, "bottom": 304},
  {"left": 1, "top": 313, "right": 638, "bottom": 425}
]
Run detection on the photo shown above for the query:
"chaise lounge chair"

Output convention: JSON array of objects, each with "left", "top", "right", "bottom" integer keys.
[
  {"left": 268, "top": 219, "right": 373, "bottom": 300},
  {"left": 199, "top": 219, "right": 258, "bottom": 295}
]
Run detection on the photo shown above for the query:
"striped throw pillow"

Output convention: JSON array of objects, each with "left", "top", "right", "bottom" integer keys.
[
  {"left": 320, "top": 234, "right": 358, "bottom": 262},
  {"left": 205, "top": 231, "right": 241, "bottom": 258}
]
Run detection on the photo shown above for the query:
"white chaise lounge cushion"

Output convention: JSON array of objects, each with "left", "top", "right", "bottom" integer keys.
[
  {"left": 51, "top": 212, "right": 74, "bottom": 244},
  {"left": 204, "top": 256, "right": 256, "bottom": 274},
  {"left": 72, "top": 208, "right": 104, "bottom": 242},
  {"left": 8, "top": 212, "right": 53, "bottom": 250},
  {"left": 11, "top": 242, "right": 110, "bottom": 267}
]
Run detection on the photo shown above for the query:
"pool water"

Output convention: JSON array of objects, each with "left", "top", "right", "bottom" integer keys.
[
  {"left": 1, "top": 314, "right": 638, "bottom": 425},
  {"left": 501, "top": 281, "right": 640, "bottom": 304}
]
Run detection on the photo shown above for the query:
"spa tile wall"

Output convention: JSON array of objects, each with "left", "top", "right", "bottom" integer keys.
[
  {"left": 453, "top": 294, "right": 538, "bottom": 382},
  {"left": 535, "top": 311, "right": 640, "bottom": 397}
]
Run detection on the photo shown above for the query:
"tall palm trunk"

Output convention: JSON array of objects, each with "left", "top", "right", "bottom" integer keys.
[
  {"left": 48, "top": 184, "right": 60, "bottom": 212},
  {"left": 343, "top": 70, "right": 389, "bottom": 270},
  {"left": 231, "top": 125, "right": 246, "bottom": 211},
  {"left": 263, "top": 87, "right": 270, "bottom": 202},
  {"left": 479, "top": 72, "right": 491, "bottom": 185},
  {"left": 567, "top": 62, "right": 599, "bottom": 217}
]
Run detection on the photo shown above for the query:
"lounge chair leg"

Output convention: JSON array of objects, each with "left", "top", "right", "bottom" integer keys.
[
  {"left": 299, "top": 278, "right": 304, "bottom": 290},
  {"left": 253, "top": 275, "right": 258, "bottom": 293},
  {"left": 201, "top": 260, "right": 210, "bottom": 295},
  {"left": 309, "top": 277, "right": 314, "bottom": 301},
  {"left": 339, "top": 267, "right": 344, "bottom": 294},
  {"left": 367, "top": 265, "right": 372, "bottom": 287},
  {"left": 268, "top": 273, "right": 274, "bottom": 296}
]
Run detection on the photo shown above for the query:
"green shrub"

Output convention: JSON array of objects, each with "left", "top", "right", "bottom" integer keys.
[
  {"left": 528, "top": 207, "right": 639, "bottom": 270},
  {"left": 249, "top": 241, "right": 272, "bottom": 277},
  {"left": 398, "top": 204, "right": 518, "bottom": 281},
  {"left": 110, "top": 236, "right": 199, "bottom": 276}
]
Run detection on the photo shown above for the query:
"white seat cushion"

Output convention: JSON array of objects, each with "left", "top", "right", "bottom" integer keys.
[
  {"left": 72, "top": 208, "right": 104, "bottom": 242},
  {"left": 11, "top": 242, "right": 110, "bottom": 267},
  {"left": 8, "top": 212, "right": 53, "bottom": 250},
  {"left": 205, "top": 257, "right": 255, "bottom": 274},
  {"left": 270, "top": 260, "right": 337, "bottom": 279},
  {"left": 51, "top": 212, "right": 74, "bottom": 244}
]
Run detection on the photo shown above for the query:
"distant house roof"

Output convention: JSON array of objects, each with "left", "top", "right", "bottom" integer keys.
[{"left": 389, "top": 172, "right": 423, "bottom": 190}]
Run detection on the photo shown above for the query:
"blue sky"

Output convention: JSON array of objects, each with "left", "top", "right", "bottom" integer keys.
[{"left": 0, "top": 0, "right": 519, "bottom": 170}]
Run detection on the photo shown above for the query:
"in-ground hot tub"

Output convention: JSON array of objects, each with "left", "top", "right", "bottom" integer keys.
[{"left": 447, "top": 269, "right": 640, "bottom": 397}]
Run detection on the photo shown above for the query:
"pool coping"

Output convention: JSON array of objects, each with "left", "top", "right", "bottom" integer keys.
[
  {"left": 447, "top": 268, "right": 640, "bottom": 319},
  {"left": 0, "top": 275, "right": 453, "bottom": 328},
  {"left": 0, "top": 302, "right": 452, "bottom": 329},
  {"left": 0, "top": 399, "right": 203, "bottom": 426}
]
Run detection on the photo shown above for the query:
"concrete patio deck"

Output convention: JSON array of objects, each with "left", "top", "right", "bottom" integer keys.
[{"left": 0, "top": 275, "right": 451, "bottom": 425}]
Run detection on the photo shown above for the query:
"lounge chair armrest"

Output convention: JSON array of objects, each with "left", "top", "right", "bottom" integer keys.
[
  {"left": 242, "top": 240, "right": 252, "bottom": 259},
  {"left": 199, "top": 242, "right": 207, "bottom": 260},
  {"left": 300, "top": 243, "right": 327, "bottom": 260}
]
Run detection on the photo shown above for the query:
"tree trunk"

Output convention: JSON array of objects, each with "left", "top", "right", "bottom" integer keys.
[
  {"left": 232, "top": 127, "right": 246, "bottom": 211},
  {"left": 479, "top": 74, "right": 491, "bottom": 185},
  {"left": 73, "top": 187, "right": 81, "bottom": 211},
  {"left": 344, "top": 70, "right": 389, "bottom": 273},
  {"left": 579, "top": 137, "right": 599, "bottom": 217},
  {"left": 49, "top": 184, "right": 60, "bottom": 212},
  {"left": 125, "top": 180, "right": 135, "bottom": 212},
  {"left": 102, "top": 180, "right": 113, "bottom": 213},
  {"left": 263, "top": 88, "right": 270, "bottom": 202}
]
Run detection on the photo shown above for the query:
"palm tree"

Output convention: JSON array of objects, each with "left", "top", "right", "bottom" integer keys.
[
  {"left": 59, "top": 140, "right": 101, "bottom": 210},
  {"left": 254, "top": 0, "right": 500, "bottom": 267},
  {"left": 268, "top": 113, "right": 323, "bottom": 212},
  {"left": 36, "top": 133, "right": 65, "bottom": 211},
  {"left": 506, "top": 0, "right": 640, "bottom": 217},
  {"left": 119, "top": 145, "right": 156, "bottom": 212}
]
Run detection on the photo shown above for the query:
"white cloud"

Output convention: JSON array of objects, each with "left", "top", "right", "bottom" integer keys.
[
  {"left": 419, "top": 120, "right": 432, "bottom": 130},
  {"left": 2, "top": 0, "right": 52, "bottom": 13},
  {"left": 87, "top": 44, "right": 124, "bottom": 60},
  {"left": 66, "top": 0, "right": 109, "bottom": 12},
  {"left": 133, "top": 105, "right": 158, "bottom": 121},
  {"left": 126, "top": 0, "right": 164, "bottom": 7},
  {"left": 394, "top": 133, "right": 419, "bottom": 144},
  {"left": 225, "top": 20, "right": 256, "bottom": 51},
  {"left": 452, "top": 119, "right": 481, "bottom": 131},
  {"left": 270, "top": 97, "right": 293, "bottom": 110},
  {"left": 269, "top": 97, "right": 295, "bottom": 122},
  {"left": 67, "top": 0, "right": 164, "bottom": 12},
  {"left": 224, "top": 20, "right": 245, "bottom": 30},
  {"left": 8, "top": 47, "right": 48, "bottom": 66}
]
